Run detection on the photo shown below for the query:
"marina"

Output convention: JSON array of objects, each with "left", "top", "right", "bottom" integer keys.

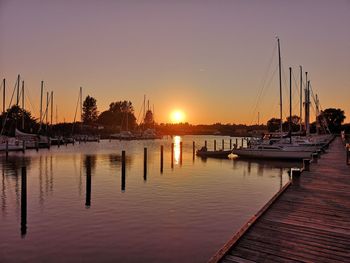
[{"left": 210, "top": 137, "right": 350, "bottom": 262}]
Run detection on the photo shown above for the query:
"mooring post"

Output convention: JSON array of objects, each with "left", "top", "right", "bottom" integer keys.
[
  {"left": 160, "top": 145, "right": 164, "bottom": 173},
  {"left": 205, "top": 140, "right": 207, "bottom": 148},
  {"left": 291, "top": 168, "right": 301, "bottom": 185},
  {"left": 214, "top": 140, "right": 216, "bottom": 151},
  {"left": 236, "top": 138, "right": 238, "bottom": 147},
  {"left": 222, "top": 139, "right": 224, "bottom": 150},
  {"left": 144, "top": 147, "right": 147, "bottom": 181},
  {"left": 180, "top": 142, "right": 183, "bottom": 165},
  {"left": 346, "top": 145, "right": 350, "bottom": 165},
  {"left": 230, "top": 139, "right": 232, "bottom": 149},
  {"left": 21, "top": 166, "right": 27, "bottom": 237},
  {"left": 171, "top": 143, "right": 174, "bottom": 168},
  {"left": 303, "top": 159, "right": 310, "bottom": 171},
  {"left": 85, "top": 156, "right": 91, "bottom": 208},
  {"left": 312, "top": 153, "right": 318, "bottom": 163},
  {"left": 35, "top": 140, "right": 39, "bottom": 152},
  {"left": 22, "top": 140, "right": 26, "bottom": 153},
  {"left": 5, "top": 140, "right": 8, "bottom": 159},
  {"left": 241, "top": 138, "right": 244, "bottom": 148},
  {"left": 121, "top": 150, "right": 126, "bottom": 191}
]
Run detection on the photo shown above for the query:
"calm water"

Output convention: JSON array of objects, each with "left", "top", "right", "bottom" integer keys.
[{"left": 0, "top": 135, "right": 297, "bottom": 263}]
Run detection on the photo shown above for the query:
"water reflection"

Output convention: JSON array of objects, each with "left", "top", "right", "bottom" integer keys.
[
  {"left": 173, "top": 136, "right": 181, "bottom": 165},
  {"left": 21, "top": 167, "right": 27, "bottom": 238},
  {"left": 84, "top": 155, "right": 96, "bottom": 208}
]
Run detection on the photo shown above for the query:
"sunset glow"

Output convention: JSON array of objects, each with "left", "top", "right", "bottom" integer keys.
[{"left": 170, "top": 110, "right": 185, "bottom": 123}]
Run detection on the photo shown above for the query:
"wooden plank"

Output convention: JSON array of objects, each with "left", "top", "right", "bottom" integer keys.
[{"left": 211, "top": 138, "right": 350, "bottom": 263}]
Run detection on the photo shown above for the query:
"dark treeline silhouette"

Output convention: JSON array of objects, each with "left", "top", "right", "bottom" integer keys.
[{"left": 0, "top": 94, "right": 347, "bottom": 136}]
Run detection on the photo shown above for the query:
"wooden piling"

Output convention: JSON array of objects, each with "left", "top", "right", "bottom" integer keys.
[
  {"left": 160, "top": 145, "right": 164, "bottom": 173},
  {"left": 171, "top": 143, "right": 174, "bottom": 168},
  {"left": 22, "top": 140, "right": 26, "bottom": 153},
  {"left": 21, "top": 166, "right": 27, "bottom": 237},
  {"left": 85, "top": 156, "right": 91, "bottom": 207},
  {"left": 144, "top": 147, "right": 147, "bottom": 181},
  {"left": 303, "top": 159, "right": 310, "bottom": 171},
  {"left": 347, "top": 145, "right": 350, "bottom": 165},
  {"left": 35, "top": 141, "right": 39, "bottom": 151},
  {"left": 222, "top": 139, "right": 224, "bottom": 150},
  {"left": 214, "top": 140, "right": 216, "bottom": 151},
  {"left": 230, "top": 139, "right": 232, "bottom": 149},
  {"left": 205, "top": 140, "right": 207, "bottom": 148},
  {"left": 180, "top": 142, "right": 183, "bottom": 164},
  {"left": 241, "top": 138, "right": 244, "bottom": 148},
  {"left": 5, "top": 140, "right": 8, "bottom": 159},
  {"left": 312, "top": 153, "right": 318, "bottom": 163},
  {"left": 121, "top": 151, "right": 126, "bottom": 191}
]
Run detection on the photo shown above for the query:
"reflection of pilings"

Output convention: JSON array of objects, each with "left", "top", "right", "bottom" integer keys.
[
  {"left": 160, "top": 145, "right": 163, "bottom": 173},
  {"left": 121, "top": 151, "right": 126, "bottom": 192},
  {"left": 214, "top": 140, "right": 216, "bottom": 151},
  {"left": 180, "top": 142, "right": 183, "bottom": 165},
  {"left": 21, "top": 167, "right": 27, "bottom": 238},
  {"left": 144, "top": 148, "right": 147, "bottom": 181},
  {"left": 85, "top": 156, "right": 91, "bottom": 208},
  {"left": 171, "top": 143, "right": 174, "bottom": 169}
]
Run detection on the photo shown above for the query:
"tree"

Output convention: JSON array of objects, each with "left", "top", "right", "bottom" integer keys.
[
  {"left": 0, "top": 105, "right": 39, "bottom": 135},
  {"left": 318, "top": 108, "right": 346, "bottom": 134},
  {"left": 82, "top": 96, "right": 98, "bottom": 125},
  {"left": 283, "top": 115, "right": 301, "bottom": 132},
  {"left": 267, "top": 118, "right": 281, "bottom": 132},
  {"left": 97, "top": 100, "right": 137, "bottom": 131}
]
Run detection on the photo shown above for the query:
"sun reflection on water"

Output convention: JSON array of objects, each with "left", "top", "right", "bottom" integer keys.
[{"left": 174, "top": 136, "right": 181, "bottom": 164}]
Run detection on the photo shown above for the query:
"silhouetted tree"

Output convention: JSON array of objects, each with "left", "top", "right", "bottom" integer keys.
[
  {"left": 318, "top": 108, "right": 345, "bottom": 134},
  {"left": 82, "top": 96, "right": 98, "bottom": 125},
  {"left": 267, "top": 118, "right": 281, "bottom": 132},
  {"left": 0, "top": 105, "right": 39, "bottom": 135},
  {"left": 282, "top": 115, "right": 301, "bottom": 132}
]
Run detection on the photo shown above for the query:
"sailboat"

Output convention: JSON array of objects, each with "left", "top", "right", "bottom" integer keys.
[{"left": 232, "top": 39, "right": 322, "bottom": 160}]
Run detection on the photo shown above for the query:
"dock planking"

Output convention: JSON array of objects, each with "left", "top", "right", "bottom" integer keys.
[{"left": 211, "top": 137, "right": 350, "bottom": 262}]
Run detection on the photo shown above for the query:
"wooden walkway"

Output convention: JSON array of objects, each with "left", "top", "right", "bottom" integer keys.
[{"left": 211, "top": 137, "right": 350, "bottom": 262}]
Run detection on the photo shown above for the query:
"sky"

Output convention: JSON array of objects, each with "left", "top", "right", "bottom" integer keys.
[{"left": 0, "top": 0, "right": 349, "bottom": 125}]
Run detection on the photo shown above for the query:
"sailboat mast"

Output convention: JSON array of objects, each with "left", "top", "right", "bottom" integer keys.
[
  {"left": 46, "top": 92, "right": 49, "bottom": 131},
  {"left": 40, "top": 81, "right": 43, "bottom": 129},
  {"left": 2, "top": 78, "right": 5, "bottom": 114},
  {"left": 316, "top": 94, "right": 319, "bottom": 135},
  {"left": 51, "top": 91, "right": 53, "bottom": 126},
  {"left": 305, "top": 72, "right": 310, "bottom": 135},
  {"left": 289, "top": 67, "right": 292, "bottom": 143},
  {"left": 143, "top": 95, "right": 146, "bottom": 122},
  {"left": 16, "top": 74, "right": 20, "bottom": 105},
  {"left": 277, "top": 38, "right": 283, "bottom": 135},
  {"left": 299, "top": 66, "right": 303, "bottom": 132},
  {"left": 80, "top": 87, "right": 82, "bottom": 130},
  {"left": 22, "top": 81, "right": 25, "bottom": 130}
]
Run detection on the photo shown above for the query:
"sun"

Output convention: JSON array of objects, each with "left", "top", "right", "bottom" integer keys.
[{"left": 170, "top": 110, "right": 185, "bottom": 123}]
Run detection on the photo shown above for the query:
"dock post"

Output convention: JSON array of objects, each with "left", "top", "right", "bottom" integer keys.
[
  {"left": 85, "top": 156, "right": 91, "bottom": 207},
  {"left": 346, "top": 144, "right": 350, "bottom": 165},
  {"left": 180, "top": 142, "right": 183, "bottom": 165},
  {"left": 214, "top": 140, "right": 216, "bottom": 151},
  {"left": 303, "top": 159, "right": 310, "bottom": 171},
  {"left": 312, "top": 153, "right": 318, "bottom": 163},
  {"left": 205, "top": 140, "right": 207, "bottom": 148},
  {"left": 144, "top": 147, "right": 147, "bottom": 181},
  {"left": 171, "top": 143, "right": 174, "bottom": 168},
  {"left": 21, "top": 166, "right": 27, "bottom": 237},
  {"left": 160, "top": 145, "right": 164, "bottom": 173},
  {"left": 230, "top": 139, "right": 232, "bottom": 149},
  {"left": 222, "top": 139, "right": 224, "bottom": 150},
  {"left": 236, "top": 138, "right": 238, "bottom": 147},
  {"left": 317, "top": 150, "right": 321, "bottom": 159},
  {"left": 35, "top": 141, "right": 39, "bottom": 151},
  {"left": 241, "top": 138, "right": 244, "bottom": 148},
  {"left": 121, "top": 151, "right": 126, "bottom": 191},
  {"left": 192, "top": 141, "right": 195, "bottom": 160},
  {"left": 291, "top": 168, "right": 301, "bottom": 185},
  {"left": 22, "top": 140, "right": 26, "bottom": 153},
  {"left": 5, "top": 140, "right": 8, "bottom": 159}
]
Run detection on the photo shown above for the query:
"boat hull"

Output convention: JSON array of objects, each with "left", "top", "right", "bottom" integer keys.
[{"left": 232, "top": 149, "right": 313, "bottom": 160}]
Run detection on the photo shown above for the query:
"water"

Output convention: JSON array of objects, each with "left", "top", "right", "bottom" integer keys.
[{"left": 0, "top": 135, "right": 298, "bottom": 263}]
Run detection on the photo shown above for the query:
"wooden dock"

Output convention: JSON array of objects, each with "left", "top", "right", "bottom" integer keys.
[{"left": 210, "top": 137, "right": 350, "bottom": 262}]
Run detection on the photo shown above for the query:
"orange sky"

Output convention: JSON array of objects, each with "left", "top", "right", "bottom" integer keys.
[{"left": 1, "top": 1, "right": 349, "bottom": 125}]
